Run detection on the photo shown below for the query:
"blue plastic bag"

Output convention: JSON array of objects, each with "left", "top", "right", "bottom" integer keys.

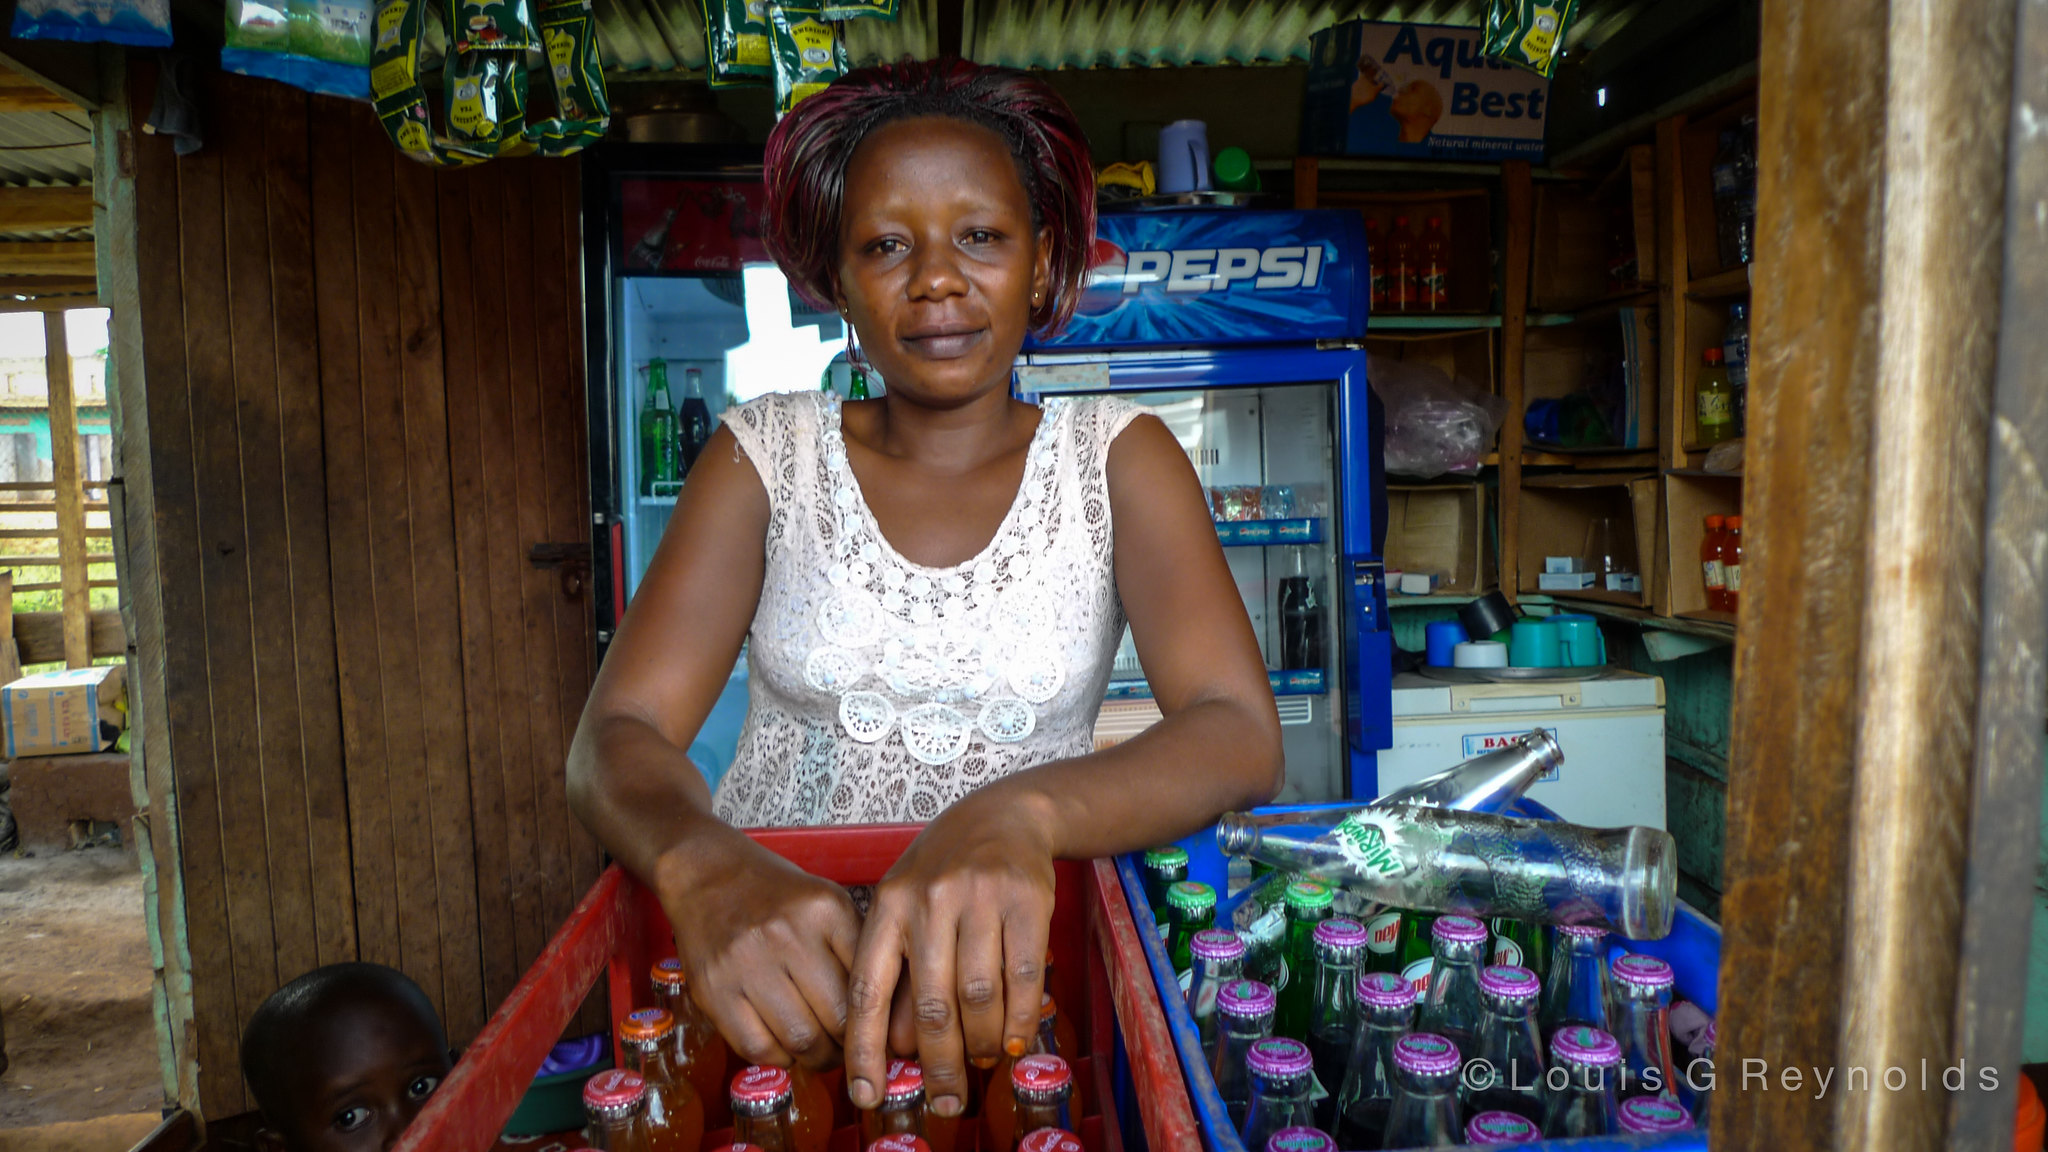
[{"left": 12, "top": 0, "right": 171, "bottom": 47}]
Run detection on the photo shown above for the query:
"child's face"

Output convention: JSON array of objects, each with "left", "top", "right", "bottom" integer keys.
[{"left": 259, "top": 997, "right": 454, "bottom": 1152}]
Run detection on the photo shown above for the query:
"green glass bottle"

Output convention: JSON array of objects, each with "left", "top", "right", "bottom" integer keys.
[
  {"left": 1141, "top": 846, "right": 1189, "bottom": 928},
  {"left": 1395, "top": 910, "right": 1438, "bottom": 1001},
  {"left": 1489, "top": 917, "right": 1549, "bottom": 977},
  {"left": 848, "top": 367, "right": 871, "bottom": 400},
  {"left": 638, "top": 358, "right": 676, "bottom": 497},
  {"left": 1360, "top": 907, "right": 1405, "bottom": 975},
  {"left": 1165, "top": 881, "right": 1217, "bottom": 981},
  {"left": 1274, "top": 879, "right": 1334, "bottom": 1041}
]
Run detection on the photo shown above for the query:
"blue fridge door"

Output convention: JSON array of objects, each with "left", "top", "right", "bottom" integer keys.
[{"left": 1016, "top": 346, "right": 1390, "bottom": 803}]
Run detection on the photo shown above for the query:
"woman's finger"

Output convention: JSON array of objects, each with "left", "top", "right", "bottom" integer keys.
[
  {"left": 1000, "top": 897, "right": 1054, "bottom": 1058},
  {"left": 843, "top": 906, "right": 909, "bottom": 1111},
  {"left": 906, "top": 896, "right": 969, "bottom": 1119},
  {"left": 694, "top": 963, "right": 796, "bottom": 1070},
  {"left": 954, "top": 901, "right": 1009, "bottom": 1067}
]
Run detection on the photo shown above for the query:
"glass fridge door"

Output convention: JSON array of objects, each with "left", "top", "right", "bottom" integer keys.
[{"left": 1091, "top": 383, "right": 1347, "bottom": 803}]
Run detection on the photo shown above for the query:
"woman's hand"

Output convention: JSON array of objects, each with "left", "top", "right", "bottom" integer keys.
[
  {"left": 840, "top": 781, "right": 1059, "bottom": 1117},
  {"left": 657, "top": 827, "right": 865, "bottom": 1071}
]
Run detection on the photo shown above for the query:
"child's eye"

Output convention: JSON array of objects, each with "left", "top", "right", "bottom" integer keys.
[
  {"left": 333, "top": 1106, "right": 372, "bottom": 1132},
  {"left": 408, "top": 1074, "right": 442, "bottom": 1102}
]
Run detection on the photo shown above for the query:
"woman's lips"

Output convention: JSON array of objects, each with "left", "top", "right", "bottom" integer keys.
[{"left": 901, "top": 326, "right": 987, "bottom": 359}]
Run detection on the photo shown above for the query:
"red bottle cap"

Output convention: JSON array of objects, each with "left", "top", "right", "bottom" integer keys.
[
  {"left": 883, "top": 1059, "right": 924, "bottom": 1099},
  {"left": 584, "top": 1069, "right": 648, "bottom": 1111},
  {"left": 730, "top": 1065, "right": 794, "bottom": 1104},
  {"left": 651, "top": 957, "right": 687, "bottom": 992},
  {"left": 869, "top": 1137, "right": 933, "bottom": 1152},
  {"left": 620, "top": 1007, "right": 675, "bottom": 1043},
  {"left": 1019, "top": 1131, "right": 1084, "bottom": 1152},
  {"left": 1012, "top": 1054, "right": 1071, "bottom": 1093},
  {"left": 1727, "top": 515, "right": 1743, "bottom": 530},
  {"left": 1704, "top": 347, "right": 1725, "bottom": 364}
]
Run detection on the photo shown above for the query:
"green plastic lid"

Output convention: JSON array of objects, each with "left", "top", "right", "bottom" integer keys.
[
  {"left": 1144, "top": 846, "right": 1190, "bottom": 870},
  {"left": 1283, "top": 879, "right": 1335, "bottom": 911},
  {"left": 1167, "top": 880, "right": 1217, "bottom": 912}
]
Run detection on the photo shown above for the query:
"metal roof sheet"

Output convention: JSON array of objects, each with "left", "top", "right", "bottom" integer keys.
[{"left": 0, "top": 110, "right": 91, "bottom": 188}]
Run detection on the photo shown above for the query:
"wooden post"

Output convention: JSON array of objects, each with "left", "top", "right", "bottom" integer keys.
[
  {"left": 1498, "top": 160, "right": 1531, "bottom": 604},
  {"left": 45, "top": 308, "right": 88, "bottom": 669}
]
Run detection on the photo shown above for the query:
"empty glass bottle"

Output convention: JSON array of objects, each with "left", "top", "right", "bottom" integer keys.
[
  {"left": 1540, "top": 1026, "right": 1622, "bottom": 1138},
  {"left": 1609, "top": 954, "right": 1679, "bottom": 1102},
  {"left": 1539, "top": 925, "right": 1612, "bottom": 1049},
  {"left": 1216, "top": 804, "right": 1676, "bottom": 940},
  {"left": 1187, "top": 928, "right": 1246, "bottom": 1060},
  {"left": 1464, "top": 966, "right": 1545, "bottom": 1125},
  {"left": 1212, "top": 979, "right": 1278, "bottom": 1129},
  {"left": 1617, "top": 1095, "right": 1695, "bottom": 1133},
  {"left": 1238, "top": 1038, "right": 1316, "bottom": 1152},
  {"left": 1166, "top": 881, "right": 1218, "bottom": 982},
  {"left": 1463, "top": 1110, "right": 1540, "bottom": 1145},
  {"left": 1334, "top": 971, "right": 1416, "bottom": 1150},
  {"left": 1276, "top": 880, "right": 1335, "bottom": 1040},
  {"left": 1306, "top": 918, "right": 1369, "bottom": 1129},
  {"left": 1417, "top": 916, "right": 1488, "bottom": 1058},
  {"left": 1380, "top": 1033, "right": 1463, "bottom": 1149},
  {"left": 1141, "top": 846, "right": 1189, "bottom": 926}
]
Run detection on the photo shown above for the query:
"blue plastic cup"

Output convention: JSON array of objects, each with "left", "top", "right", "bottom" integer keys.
[{"left": 1425, "top": 620, "right": 1465, "bottom": 667}]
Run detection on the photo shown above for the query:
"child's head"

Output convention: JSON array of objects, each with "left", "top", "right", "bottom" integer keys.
[{"left": 240, "top": 963, "right": 454, "bottom": 1152}]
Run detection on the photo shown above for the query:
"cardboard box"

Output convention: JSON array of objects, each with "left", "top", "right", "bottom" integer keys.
[
  {"left": 1303, "top": 20, "right": 1550, "bottom": 161},
  {"left": 1384, "top": 484, "right": 1492, "bottom": 595},
  {"left": 1539, "top": 572, "right": 1597, "bottom": 590},
  {"left": 3, "top": 666, "right": 125, "bottom": 759},
  {"left": 1660, "top": 472, "right": 1744, "bottom": 618},
  {"left": 1516, "top": 474, "right": 1660, "bottom": 608}
]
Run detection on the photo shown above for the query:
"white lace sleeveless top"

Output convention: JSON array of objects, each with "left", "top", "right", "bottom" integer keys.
[{"left": 712, "top": 390, "right": 1142, "bottom": 827}]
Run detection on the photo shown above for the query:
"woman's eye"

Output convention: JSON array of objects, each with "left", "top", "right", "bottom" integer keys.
[
  {"left": 408, "top": 1075, "right": 442, "bottom": 1101},
  {"left": 333, "top": 1106, "right": 372, "bottom": 1132},
  {"left": 870, "top": 237, "right": 905, "bottom": 255},
  {"left": 965, "top": 229, "right": 998, "bottom": 244}
]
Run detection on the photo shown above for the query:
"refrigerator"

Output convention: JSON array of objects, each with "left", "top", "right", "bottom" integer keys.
[{"left": 1016, "top": 208, "right": 1393, "bottom": 803}]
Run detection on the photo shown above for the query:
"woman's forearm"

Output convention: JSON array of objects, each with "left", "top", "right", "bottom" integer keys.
[{"left": 566, "top": 712, "right": 748, "bottom": 891}]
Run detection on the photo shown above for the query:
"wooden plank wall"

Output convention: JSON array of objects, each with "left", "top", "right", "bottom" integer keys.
[{"left": 122, "top": 67, "right": 599, "bottom": 1118}]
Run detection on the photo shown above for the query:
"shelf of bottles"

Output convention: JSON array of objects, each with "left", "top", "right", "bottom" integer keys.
[
  {"left": 1105, "top": 668, "right": 1327, "bottom": 702},
  {"left": 1215, "top": 518, "right": 1326, "bottom": 547}
]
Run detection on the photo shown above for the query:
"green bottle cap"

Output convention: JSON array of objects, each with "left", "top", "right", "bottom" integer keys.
[
  {"left": 1213, "top": 146, "right": 1259, "bottom": 192},
  {"left": 1167, "top": 880, "right": 1216, "bottom": 912},
  {"left": 1283, "top": 879, "right": 1334, "bottom": 911},
  {"left": 1143, "top": 846, "right": 1189, "bottom": 870}
]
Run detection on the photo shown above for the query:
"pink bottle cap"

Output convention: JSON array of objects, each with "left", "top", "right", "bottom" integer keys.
[
  {"left": 1477, "top": 965, "right": 1540, "bottom": 1000},
  {"left": 584, "top": 1069, "right": 647, "bottom": 1111},
  {"left": 1611, "top": 953, "right": 1675, "bottom": 990},
  {"left": 730, "top": 1066, "right": 794, "bottom": 1105},
  {"left": 1012, "top": 1054, "right": 1072, "bottom": 1092},
  {"left": 1432, "top": 915, "right": 1487, "bottom": 945},
  {"left": 1391, "top": 1032, "right": 1460, "bottom": 1077}
]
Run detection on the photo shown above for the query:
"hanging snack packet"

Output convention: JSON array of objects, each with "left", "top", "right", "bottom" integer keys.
[
  {"left": 768, "top": 2, "right": 845, "bottom": 117},
  {"left": 372, "top": 0, "right": 491, "bottom": 165},
  {"left": 444, "top": 48, "right": 529, "bottom": 151},
  {"left": 528, "top": 0, "right": 611, "bottom": 152},
  {"left": 12, "top": 0, "right": 170, "bottom": 45},
  {"left": 703, "top": 0, "right": 772, "bottom": 86},
  {"left": 450, "top": 0, "right": 539, "bottom": 51},
  {"left": 224, "top": 0, "right": 375, "bottom": 98},
  {"left": 817, "top": 0, "right": 892, "bottom": 20},
  {"left": 1483, "top": 0, "right": 1581, "bottom": 79}
]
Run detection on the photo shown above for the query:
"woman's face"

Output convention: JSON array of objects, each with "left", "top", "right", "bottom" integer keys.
[{"left": 835, "top": 115, "right": 1051, "bottom": 408}]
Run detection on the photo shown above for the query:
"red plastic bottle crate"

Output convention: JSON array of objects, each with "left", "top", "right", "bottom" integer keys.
[{"left": 393, "top": 825, "right": 1200, "bottom": 1152}]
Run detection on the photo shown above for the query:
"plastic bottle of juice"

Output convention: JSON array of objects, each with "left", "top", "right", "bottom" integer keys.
[
  {"left": 1389, "top": 217, "right": 1418, "bottom": 312},
  {"left": 1695, "top": 348, "right": 1735, "bottom": 445},
  {"left": 651, "top": 957, "right": 732, "bottom": 1129},
  {"left": 1700, "top": 515, "right": 1728, "bottom": 612},
  {"left": 1420, "top": 217, "right": 1450, "bottom": 311},
  {"left": 620, "top": 1009, "right": 706, "bottom": 1152},
  {"left": 1724, "top": 517, "right": 1745, "bottom": 614}
]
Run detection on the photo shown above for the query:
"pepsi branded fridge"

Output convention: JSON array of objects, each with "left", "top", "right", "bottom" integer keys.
[{"left": 1018, "top": 208, "right": 1392, "bottom": 802}]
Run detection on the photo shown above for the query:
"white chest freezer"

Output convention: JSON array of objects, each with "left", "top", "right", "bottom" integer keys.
[{"left": 1376, "top": 670, "right": 1667, "bottom": 830}]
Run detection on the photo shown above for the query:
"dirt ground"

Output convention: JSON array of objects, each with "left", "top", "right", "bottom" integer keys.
[{"left": 0, "top": 845, "right": 163, "bottom": 1142}]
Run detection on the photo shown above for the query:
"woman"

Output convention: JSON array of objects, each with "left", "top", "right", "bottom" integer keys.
[{"left": 566, "top": 58, "right": 1283, "bottom": 1120}]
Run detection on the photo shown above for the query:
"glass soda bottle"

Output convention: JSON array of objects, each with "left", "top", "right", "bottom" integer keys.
[
  {"left": 677, "top": 367, "right": 713, "bottom": 476},
  {"left": 1701, "top": 515, "right": 1729, "bottom": 612},
  {"left": 1540, "top": 1026, "right": 1623, "bottom": 1138},
  {"left": 1215, "top": 804, "right": 1678, "bottom": 940},
  {"left": 1380, "top": 1033, "right": 1463, "bottom": 1148},
  {"left": 584, "top": 1069, "right": 656, "bottom": 1152},
  {"left": 1306, "top": 918, "right": 1369, "bottom": 1129},
  {"left": 871, "top": 1137, "right": 933, "bottom": 1152},
  {"left": 1212, "top": 978, "right": 1278, "bottom": 1129},
  {"left": 1365, "top": 218, "right": 1388, "bottom": 314},
  {"left": 1334, "top": 970, "right": 1416, "bottom": 1150},
  {"left": 1489, "top": 919, "right": 1547, "bottom": 976},
  {"left": 652, "top": 957, "right": 732, "bottom": 1129},
  {"left": 640, "top": 359, "right": 676, "bottom": 496},
  {"left": 1388, "top": 216, "right": 1417, "bottom": 312},
  {"left": 1237, "top": 1037, "right": 1316, "bottom": 1152},
  {"left": 1617, "top": 1095, "right": 1695, "bottom": 1133},
  {"left": 1696, "top": 348, "right": 1735, "bottom": 445},
  {"left": 731, "top": 1067, "right": 800, "bottom": 1152},
  {"left": 787, "top": 1067, "right": 833, "bottom": 1152},
  {"left": 1009, "top": 1054, "right": 1076, "bottom": 1151},
  {"left": 1166, "top": 881, "right": 1218, "bottom": 982},
  {"left": 848, "top": 368, "right": 871, "bottom": 400},
  {"left": 1610, "top": 954, "right": 1679, "bottom": 1102},
  {"left": 1540, "top": 925, "right": 1612, "bottom": 1049},
  {"left": 1420, "top": 217, "right": 1449, "bottom": 311},
  {"left": 619, "top": 1008, "right": 706, "bottom": 1152},
  {"left": 1417, "top": 916, "right": 1488, "bottom": 1057},
  {"left": 1264, "top": 1127, "right": 1335, "bottom": 1152},
  {"left": 1724, "top": 516, "right": 1745, "bottom": 613},
  {"left": 860, "top": 1060, "right": 929, "bottom": 1149},
  {"left": 1017, "top": 1132, "right": 1083, "bottom": 1152},
  {"left": 1039, "top": 993, "right": 1084, "bottom": 1117},
  {"left": 1465, "top": 1110, "right": 1540, "bottom": 1145},
  {"left": 1397, "top": 912, "right": 1437, "bottom": 997},
  {"left": 1275, "top": 879, "right": 1334, "bottom": 1040},
  {"left": 1141, "top": 845, "right": 1189, "bottom": 927},
  {"left": 1463, "top": 966, "right": 1545, "bottom": 1125},
  {"left": 1188, "top": 928, "right": 1247, "bottom": 1059},
  {"left": 983, "top": 1003, "right": 1073, "bottom": 1152},
  {"left": 1361, "top": 908, "right": 1404, "bottom": 975}
]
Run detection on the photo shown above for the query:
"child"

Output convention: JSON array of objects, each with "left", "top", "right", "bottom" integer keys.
[{"left": 240, "top": 962, "right": 456, "bottom": 1152}]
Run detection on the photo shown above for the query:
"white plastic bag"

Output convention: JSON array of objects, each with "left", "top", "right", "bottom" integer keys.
[{"left": 1370, "top": 353, "right": 1507, "bottom": 479}]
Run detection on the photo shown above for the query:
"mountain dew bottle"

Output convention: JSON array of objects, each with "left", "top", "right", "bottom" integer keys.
[
  {"left": 1491, "top": 918, "right": 1549, "bottom": 976},
  {"left": 1275, "top": 879, "right": 1334, "bottom": 1040},
  {"left": 1396, "top": 912, "right": 1438, "bottom": 999}
]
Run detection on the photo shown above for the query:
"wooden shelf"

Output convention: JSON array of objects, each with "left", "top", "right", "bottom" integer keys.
[
  {"left": 1530, "top": 288, "right": 1662, "bottom": 327},
  {"left": 1369, "top": 313, "right": 1500, "bottom": 331},
  {"left": 1542, "top": 597, "right": 1737, "bottom": 642},
  {"left": 1685, "top": 266, "right": 1753, "bottom": 300},
  {"left": 1388, "top": 593, "right": 1483, "bottom": 608},
  {"left": 1523, "top": 449, "right": 1661, "bottom": 469}
]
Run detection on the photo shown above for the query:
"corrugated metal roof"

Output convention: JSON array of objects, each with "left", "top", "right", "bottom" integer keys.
[{"left": 0, "top": 110, "right": 91, "bottom": 188}]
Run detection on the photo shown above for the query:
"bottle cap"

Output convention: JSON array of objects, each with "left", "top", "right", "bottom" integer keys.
[
  {"left": 1040, "top": 993, "right": 1059, "bottom": 1020},
  {"left": 1265, "top": 1127, "right": 1337, "bottom": 1152},
  {"left": 1017, "top": 1132, "right": 1083, "bottom": 1152},
  {"left": 652, "top": 956, "right": 688, "bottom": 993},
  {"left": 1354, "top": 969, "right": 1417, "bottom": 1010},
  {"left": 1189, "top": 928, "right": 1245, "bottom": 962},
  {"left": 883, "top": 1059, "right": 923, "bottom": 1101},
  {"left": 619, "top": 1007, "right": 676, "bottom": 1044},
  {"left": 1706, "top": 514, "right": 1725, "bottom": 529},
  {"left": 1312, "top": 917, "right": 1370, "bottom": 952},
  {"left": 583, "top": 1069, "right": 648, "bottom": 1114},
  {"left": 1550, "top": 1025, "right": 1624, "bottom": 1069},
  {"left": 1464, "top": 1111, "right": 1540, "bottom": 1144},
  {"left": 1728, "top": 515, "right": 1743, "bottom": 530},
  {"left": 1431, "top": 915, "right": 1487, "bottom": 945},
  {"left": 1143, "top": 845, "right": 1189, "bottom": 870},
  {"left": 871, "top": 1138, "right": 935, "bottom": 1152},
  {"left": 1390, "top": 1032, "right": 1460, "bottom": 1077},
  {"left": 1611, "top": 953, "right": 1676, "bottom": 990},
  {"left": 1243, "top": 1037, "right": 1313, "bottom": 1079},
  {"left": 1704, "top": 347, "right": 1725, "bottom": 364},
  {"left": 1282, "top": 879, "right": 1333, "bottom": 912},
  {"left": 1557, "top": 924, "right": 1608, "bottom": 940},
  {"left": 730, "top": 1066, "right": 795, "bottom": 1106},
  {"left": 1477, "top": 965, "right": 1541, "bottom": 1001},
  {"left": 1167, "top": 880, "right": 1216, "bottom": 913},
  {"left": 1217, "top": 978, "right": 1277, "bottom": 1018},
  {"left": 1617, "top": 1096, "right": 1695, "bottom": 1133},
  {"left": 1012, "top": 1054, "right": 1072, "bottom": 1093}
]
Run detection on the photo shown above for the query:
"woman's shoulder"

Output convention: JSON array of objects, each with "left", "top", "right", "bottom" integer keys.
[
  {"left": 1053, "top": 394, "right": 1149, "bottom": 445},
  {"left": 728, "top": 387, "right": 832, "bottom": 425}
]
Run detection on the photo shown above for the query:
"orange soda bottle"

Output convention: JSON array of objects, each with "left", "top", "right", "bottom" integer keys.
[
  {"left": 1018, "top": 1130, "right": 1085, "bottom": 1152},
  {"left": 584, "top": 1069, "right": 657, "bottom": 1152},
  {"left": 1724, "top": 516, "right": 1745, "bottom": 613},
  {"left": 870, "top": 1137, "right": 934, "bottom": 1152},
  {"left": 1009, "top": 1055, "right": 1076, "bottom": 1152},
  {"left": 732, "top": 1067, "right": 800, "bottom": 1152},
  {"left": 620, "top": 1009, "right": 706, "bottom": 1152},
  {"left": 861, "top": 1061, "right": 931, "bottom": 1148},
  {"left": 1701, "top": 515, "right": 1728, "bottom": 612},
  {"left": 1389, "top": 217, "right": 1418, "bottom": 311},
  {"left": 788, "top": 1066, "right": 834, "bottom": 1152},
  {"left": 1420, "top": 217, "right": 1450, "bottom": 310},
  {"left": 652, "top": 957, "right": 733, "bottom": 1129},
  {"left": 1365, "top": 219, "right": 1388, "bottom": 313}
]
